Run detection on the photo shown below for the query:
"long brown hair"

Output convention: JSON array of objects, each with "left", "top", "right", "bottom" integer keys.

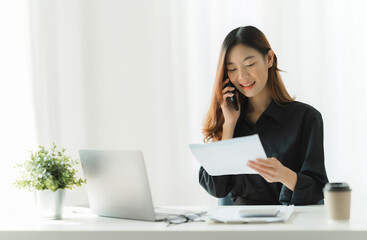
[{"left": 202, "top": 26, "right": 294, "bottom": 143}]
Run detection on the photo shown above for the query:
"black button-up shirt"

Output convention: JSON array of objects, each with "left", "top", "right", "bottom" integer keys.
[{"left": 199, "top": 98, "right": 329, "bottom": 205}]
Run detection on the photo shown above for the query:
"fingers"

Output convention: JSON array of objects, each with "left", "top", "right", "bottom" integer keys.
[
  {"left": 223, "top": 78, "right": 232, "bottom": 89},
  {"left": 253, "top": 158, "right": 275, "bottom": 167},
  {"left": 247, "top": 163, "right": 276, "bottom": 181},
  {"left": 222, "top": 79, "right": 235, "bottom": 101},
  {"left": 223, "top": 92, "right": 234, "bottom": 100},
  {"left": 247, "top": 158, "right": 283, "bottom": 183},
  {"left": 223, "top": 78, "right": 230, "bottom": 86},
  {"left": 247, "top": 160, "right": 274, "bottom": 172},
  {"left": 222, "top": 86, "right": 235, "bottom": 94},
  {"left": 222, "top": 78, "right": 235, "bottom": 91}
]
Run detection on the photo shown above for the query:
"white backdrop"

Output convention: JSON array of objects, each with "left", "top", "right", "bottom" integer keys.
[{"left": 1, "top": 0, "right": 367, "bottom": 208}]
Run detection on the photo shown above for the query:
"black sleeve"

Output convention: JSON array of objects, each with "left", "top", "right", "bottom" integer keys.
[
  {"left": 279, "top": 110, "right": 329, "bottom": 205},
  {"left": 199, "top": 166, "right": 233, "bottom": 198}
]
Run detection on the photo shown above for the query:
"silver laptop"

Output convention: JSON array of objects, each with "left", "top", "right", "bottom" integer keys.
[{"left": 79, "top": 150, "right": 203, "bottom": 221}]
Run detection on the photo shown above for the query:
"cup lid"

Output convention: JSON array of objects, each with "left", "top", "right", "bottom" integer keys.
[{"left": 323, "top": 182, "right": 351, "bottom": 192}]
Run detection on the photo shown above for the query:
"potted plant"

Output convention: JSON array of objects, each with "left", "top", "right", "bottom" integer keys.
[{"left": 14, "top": 143, "right": 86, "bottom": 219}]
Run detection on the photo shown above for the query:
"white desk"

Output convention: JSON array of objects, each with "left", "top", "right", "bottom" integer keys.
[{"left": 1, "top": 205, "right": 367, "bottom": 240}]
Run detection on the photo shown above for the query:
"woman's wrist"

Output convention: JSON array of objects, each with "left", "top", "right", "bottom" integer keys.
[
  {"left": 222, "top": 122, "right": 236, "bottom": 140},
  {"left": 281, "top": 167, "right": 298, "bottom": 191},
  {"left": 223, "top": 121, "right": 236, "bottom": 129}
]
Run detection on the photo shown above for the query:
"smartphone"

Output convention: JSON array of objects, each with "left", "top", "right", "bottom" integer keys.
[
  {"left": 238, "top": 208, "right": 280, "bottom": 218},
  {"left": 224, "top": 75, "right": 239, "bottom": 111}
]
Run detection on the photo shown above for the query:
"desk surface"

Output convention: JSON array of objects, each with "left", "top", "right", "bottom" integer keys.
[{"left": 1, "top": 205, "right": 367, "bottom": 240}]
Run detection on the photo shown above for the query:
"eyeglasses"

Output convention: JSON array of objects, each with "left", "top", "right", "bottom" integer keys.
[{"left": 164, "top": 212, "right": 205, "bottom": 226}]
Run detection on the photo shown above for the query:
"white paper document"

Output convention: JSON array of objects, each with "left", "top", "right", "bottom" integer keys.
[
  {"left": 189, "top": 134, "right": 267, "bottom": 176},
  {"left": 210, "top": 205, "right": 294, "bottom": 224}
]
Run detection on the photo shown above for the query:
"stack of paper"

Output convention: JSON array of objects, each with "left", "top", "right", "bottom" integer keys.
[{"left": 210, "top": 205, "right": 294, "bottom": 223}]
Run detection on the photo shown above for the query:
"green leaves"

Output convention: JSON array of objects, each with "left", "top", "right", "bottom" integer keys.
[{"left": 14, "top": 143, "right": 87, "bottom": 192}]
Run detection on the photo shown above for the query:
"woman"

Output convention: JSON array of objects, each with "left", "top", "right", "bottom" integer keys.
[{"left": 199, "top": 26, "right": 328, "bottom": 205}]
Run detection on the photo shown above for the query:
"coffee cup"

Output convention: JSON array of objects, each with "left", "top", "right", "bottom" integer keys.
[{"left": 323, "top": 182, "right": 351, "bottom": 221}]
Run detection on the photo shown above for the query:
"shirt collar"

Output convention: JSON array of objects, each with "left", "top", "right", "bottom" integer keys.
[
  {"left": 241, "top": 98, "right": 284, "bottom": 123},
  {"left": 263, "top": 99, "right": 283, "bottom": 123}
]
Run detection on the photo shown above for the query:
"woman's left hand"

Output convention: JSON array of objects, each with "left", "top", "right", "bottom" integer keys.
[
  {"left": 246, "top": 157, "right": 287, "bottom": 183},
  {"left": 246, "top": 157, "right": 298, "bottom": 191}
]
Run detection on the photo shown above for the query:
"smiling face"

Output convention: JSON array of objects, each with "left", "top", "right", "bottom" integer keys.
[{"left": 226, "top": 44, "right": 274, "bottom": 99}]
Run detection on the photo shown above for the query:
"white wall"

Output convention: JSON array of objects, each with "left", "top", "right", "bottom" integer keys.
[
  {"left": 0, "top": 0, "right": 37, "bottom": 209},
  {"left": 27, "top": 0, "right": 215, "bottom": 206},
  {"left": 2, "top": 0, "right": 367, "bottom": 208}
]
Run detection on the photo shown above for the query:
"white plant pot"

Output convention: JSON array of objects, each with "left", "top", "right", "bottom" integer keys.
[{"left": 33, "top": 189, "right": 66, "bottom": 220}]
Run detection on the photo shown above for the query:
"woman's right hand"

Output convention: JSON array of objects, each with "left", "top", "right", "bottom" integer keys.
[{"left": 221, "top": 78, "right": 241, "bottom": 126}]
